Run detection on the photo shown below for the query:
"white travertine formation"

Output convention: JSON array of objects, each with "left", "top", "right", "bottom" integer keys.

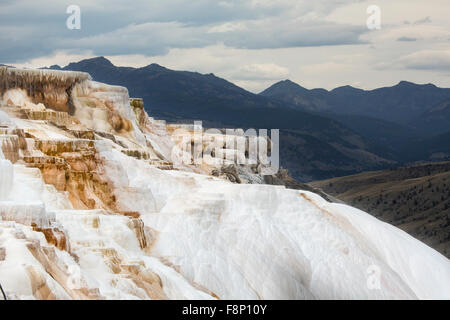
[{"left": 0, "top": 68, "right": 449, "bottom": 300}]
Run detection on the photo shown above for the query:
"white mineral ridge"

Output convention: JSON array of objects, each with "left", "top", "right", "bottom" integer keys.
[
  {"left": 1, "top": 121, "right": 449, "bottom": 300},
  {"left": 0, "top": 74, "right": 449, "bottom": 300},
  {"left": 101, "top": 147, "right": 450, "bottom": 300}
]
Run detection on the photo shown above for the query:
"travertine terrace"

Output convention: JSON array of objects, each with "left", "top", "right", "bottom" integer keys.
[{"left": 0, "top": 67, "right": 449, "bottom": 300}]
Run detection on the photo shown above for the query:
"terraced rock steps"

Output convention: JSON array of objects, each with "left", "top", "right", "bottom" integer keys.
[
  {"left": 50, "top": 209, "right": 165, "bottom": 299},
  {"left": 34, "top": 139, "right": 95, "bottom": 156},
  {"left": 0, "top": 105, "right": 28, "bottom": 119},
  {"left": 0, "top": 128, "right": 28, "bottom": 162},
  {"left": 24, "top": 110, "right": 72, "bottom": 126},
  {"left": 121, "top": 149, "right": 151, "bottom": 160},
  {"left": 148, "top": 160, "right": 174, "bottom": 170}
]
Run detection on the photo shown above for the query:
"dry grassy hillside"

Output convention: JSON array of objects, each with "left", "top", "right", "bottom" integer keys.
[{"left": 309, "top": 162, "right": 450, "bottom": 258}]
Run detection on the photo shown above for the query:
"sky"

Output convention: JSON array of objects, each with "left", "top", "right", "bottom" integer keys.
[{"left": 1, "top": 0, "right": 449, "bottom": 92}]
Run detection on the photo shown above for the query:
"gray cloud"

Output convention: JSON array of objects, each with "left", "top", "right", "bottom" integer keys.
[
  {"left": 398, "top": 50, "right": 450, "bottom": 71},
  {"left": 65, "top": 19, "right": 366, "bottom": 57},
  {"left": 414, "top": 16, "right": 432, "bottom": 25},
  {"left": 219, "top": 19, "right": 366, "bottom": 49},
  {"left": 397, "top": 36, "right": 417, "bottom": 42},
  {"left": 0, "top": 0, "right": 367, "bottom": 63}
]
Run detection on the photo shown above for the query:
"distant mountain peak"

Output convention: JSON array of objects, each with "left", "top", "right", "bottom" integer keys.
[
  {"left": 140, "top": 63, "right": 168, "bottom": 72},
  {"left": 280, "top": 79, "right": 297, "bottom": 84},
  {"left": 90, "top": 56, "right": 114, "bottom": 66},
  {"left": 279, "top": 79, "right": 306, "bottom": 88},
  {"left": 397, "top": 80, "right": 416, "bottom": 87},
  {"left": 68, "top": 56, "right": 115, "bottom": 68},
  {"left": 395, "top": 81, "right": 438, "bottom": 89},
  {"left": 260, "top": 79, "right": 308, "bottom": 95},
  {"left": 48, "top": 64, "right": 62, "bottom": 70},
  {"left": 331, "top": 85, "right": 363, "bottom": 94}
]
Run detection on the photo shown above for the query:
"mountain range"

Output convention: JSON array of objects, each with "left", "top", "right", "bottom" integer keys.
[
  {"left": 261, "top": 79, "right": 450, "bottom": 133},
  {"left": 46, "top": 57, "right": 450, "bottom": 181}
]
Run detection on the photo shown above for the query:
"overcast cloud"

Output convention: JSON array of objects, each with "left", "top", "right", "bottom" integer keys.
[{"left": 1, "top": 0, "right": 449, "bottom": 92}]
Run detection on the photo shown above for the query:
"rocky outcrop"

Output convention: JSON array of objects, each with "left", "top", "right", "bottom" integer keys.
[
  {"left": 212, "top": 164, "right": 242, "bottom": 184},
  {"left": 0, "top": 67, "right": 89, "bottom": 114},
  {"left": 130, "top": 98, "right": 147, "bottom": 131}
]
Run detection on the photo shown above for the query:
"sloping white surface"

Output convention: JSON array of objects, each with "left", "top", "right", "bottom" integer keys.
[
  {"left": 0, "top": 75, "right": 449, "bottom": 300},
  {"left": 100, "top": 147, "right": 450, "bottom": 300}
]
